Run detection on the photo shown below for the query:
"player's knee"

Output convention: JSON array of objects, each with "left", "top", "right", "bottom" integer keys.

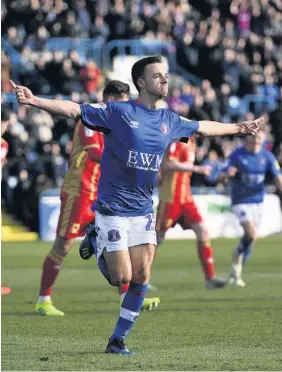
[
  {"left": 132, "top": 267, "right": 151, "bottom": 284},
  {"left": 51, "top": 236, "right": 74, "bottom": 257},
  {"left": 109, "top": 273, "right": 132, "bottom": 287},
  {"left": 243, "top": 231, "right": 256, "bottom": 244}
]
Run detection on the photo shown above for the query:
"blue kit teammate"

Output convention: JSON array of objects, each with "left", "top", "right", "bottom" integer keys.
[
  {"left": 12, "top": 55, "right": 261, "bottom": 355},
  {"left": 222, "top": 130, "right": 282, "bottom": 287}
]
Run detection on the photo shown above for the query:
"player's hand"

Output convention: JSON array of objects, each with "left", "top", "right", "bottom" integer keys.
[
  {"left": 237, "top": 117, "right": 264, "bottom": 135},
  {"left": 227, "top": 166, "right": 237, "bottom": 177},
  {"left": 198, "top": 165, "right": 212, "bottom": 176},
  {"left": 10, "top": 80, "right": 35, "bottom": 105}
]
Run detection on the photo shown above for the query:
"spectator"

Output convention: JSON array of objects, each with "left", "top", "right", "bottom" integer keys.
[
  {"left": 80, "top": 61, "right": 102, "bottom": 94},
  {"left": 1, "top": 0, "right": 281, "bottom": 230},
  {"left": 91, "top": 15, "right": 110, "bottom": 42},
  {"left": 76, "top": 0, "right": 91, "bottom": 36},
  {"left": 189, "top": 95, "right": 209, "bottom": 121},
  {"left": 223, "top": 49, "right": 240, "bottom": 93},
  {"left": 180, "top": 83, "right": 193, "bottom": 105}
]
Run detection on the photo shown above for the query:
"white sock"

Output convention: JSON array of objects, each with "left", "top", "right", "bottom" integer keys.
[{"left": 38, "top": 296, "right": 51, "bottom": 303}]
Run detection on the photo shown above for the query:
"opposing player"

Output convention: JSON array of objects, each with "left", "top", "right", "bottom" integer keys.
[
  {"left": 12, "top": 55, "right": 261, "bottom": 355},
  {"left": 1, "top": 108, "right": 12, "bottom": 295},
  {"left": 156, "top": 136, "right": 226, "bottom": 289},
  {"left": 221, "top": 130, "right": 282, "bottom": 287}
]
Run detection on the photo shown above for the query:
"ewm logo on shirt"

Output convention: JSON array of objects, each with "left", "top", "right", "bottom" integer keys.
[{"left": 127, "top": 150, "right": 163, "bottom": 171}]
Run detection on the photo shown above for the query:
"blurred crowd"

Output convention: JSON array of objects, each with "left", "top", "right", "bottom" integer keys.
[{"left": 1, "top": 0, "right": 282, "bottom": 230}]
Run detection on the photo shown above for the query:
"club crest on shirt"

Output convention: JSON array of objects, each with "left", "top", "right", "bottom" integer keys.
[
  {"left": 160, "top": 123, "right": 169, "bottom": 134},
  {"left": 108, "top": 229, "right": 121, "bottom": 242}
]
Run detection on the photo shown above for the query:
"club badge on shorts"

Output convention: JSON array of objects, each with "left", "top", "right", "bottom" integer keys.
[{"left": 108, "top": 229, "right": 121, "bottom": 242}]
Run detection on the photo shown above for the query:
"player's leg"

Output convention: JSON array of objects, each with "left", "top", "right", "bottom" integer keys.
[
  {"left": 105, "top": 214, "right": 157, "bottom": 355},
  {"left": 94, "top": 213, "right": 136, "bottom": 354},
  {"left": 182, "top": 201, "right": 226, "bottom": 289},
  {"left": 106, "top": 244, "right": 156, "bottom": 355},
  {"left": 229, "top": 220, "right": 256, "bottom": 287},
  {"left": 154, "top": 201, "right": 180, "bottom": 293},
  {"left": 35, "top": 192, "right": 95, "bottom": 315},
  {"left": 35, "top": 235, "right": 74, "bottom": 316},
  {"left": 156, "top": 200, "right": 178, "bottom": 246},
  {"left": 229, "top": 204, "right": 260, "bottom": 286},
  {"left": 79, "top": 220, "right": 155, "bottom": 309},
  {"left": 190, "top": 222, "right": 226, "bottom": 289}
]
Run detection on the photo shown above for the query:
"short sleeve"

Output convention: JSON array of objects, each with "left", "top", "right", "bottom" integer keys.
[
  {"left": 267, "top": 152, "right": 281, "bottom": 177},
  {"left": 170, "top": 113, "right": 199, "bottom": 142},
  {"left": 80, "top": 102, "right": 114, "bottom": 134},
  {"left": 78, "top": 121, "right": 103, "bottom": 151},
  {"left": 166, "top": 143, "right": 180, "bottom": 160}
]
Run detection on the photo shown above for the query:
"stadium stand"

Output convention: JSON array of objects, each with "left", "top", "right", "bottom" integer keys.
[{"left": 1, "top": 0, "right": 282, "bottom": 233}]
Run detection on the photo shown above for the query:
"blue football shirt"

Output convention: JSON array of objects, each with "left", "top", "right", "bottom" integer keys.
[
  {"left": 81, "top": 100, "right": 199, "bottom": 216},
  {"left": 226, "top": 146, "right": 281, "bottom": 205}
]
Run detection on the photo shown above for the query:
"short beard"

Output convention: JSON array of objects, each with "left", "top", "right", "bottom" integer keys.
[{"left": 147, "top": 88, "right": 167, "bottom": 99}]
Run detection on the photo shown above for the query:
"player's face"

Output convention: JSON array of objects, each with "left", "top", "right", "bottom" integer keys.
[
  {"left": 142, "top": 63, "right": 169, "bottom": 98},
  {"left": 246, "top": 131, "right": 265, "bottom": 152}
]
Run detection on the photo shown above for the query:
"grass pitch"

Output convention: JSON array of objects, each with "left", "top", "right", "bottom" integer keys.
[{"left": 1, "top": 237, "right": 282, "bottom": 371}]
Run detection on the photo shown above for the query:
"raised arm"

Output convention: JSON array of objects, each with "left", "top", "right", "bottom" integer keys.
[
  {"left": 11, "top": 80, "right": 81, "bottom": 119},
  {"left": 197, "top": 117, "right": 262, "bottom": 136}
]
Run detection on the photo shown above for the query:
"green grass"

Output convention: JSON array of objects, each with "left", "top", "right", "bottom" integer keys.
[{"left": 1, "top": 237, "right": 282, "bottom": 371}]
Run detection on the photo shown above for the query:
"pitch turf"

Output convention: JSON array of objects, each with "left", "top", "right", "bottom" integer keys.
[{"left": 1, "top": 237, "right": 282, "bottom": 371}]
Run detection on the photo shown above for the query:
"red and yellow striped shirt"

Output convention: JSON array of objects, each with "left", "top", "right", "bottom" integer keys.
[
  {"left": 62, "top": 120, "right": 103, "bottom": 201},
  {"left": 159, "top": 137, "right": 196, "bottom": 204}
]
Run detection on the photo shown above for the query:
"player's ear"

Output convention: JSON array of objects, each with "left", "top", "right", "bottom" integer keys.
[{"left": 137, "top": 77, "right": 145, "bottom": 90}]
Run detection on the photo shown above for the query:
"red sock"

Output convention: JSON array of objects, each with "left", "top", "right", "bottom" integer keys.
[
  {"left": 39, "top": 255, "right": 63, "bottom": 296},
  {"left": 197, "top": 242, "right": 215, "bottom": 280},
  {"left": 118, "top": 283, "right": 129, "bottom": 296}
]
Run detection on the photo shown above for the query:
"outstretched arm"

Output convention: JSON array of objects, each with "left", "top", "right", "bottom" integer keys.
[
  {"left": 11, "top": 80, "right": 81, "bottom": 119},
  {"left": 197, "top": 118, "right": 262, "bottom": 136}
]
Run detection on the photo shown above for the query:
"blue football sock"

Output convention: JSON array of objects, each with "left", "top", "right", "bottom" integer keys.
[{"left": 110, "top": 282, "right": 148, "bottom": 341}]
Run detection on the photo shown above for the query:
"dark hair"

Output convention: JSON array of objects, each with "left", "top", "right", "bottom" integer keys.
[
  {"left": 1, "top": 107, "right": 11, "bottom": 122},
  {"left": 131, "top": 55, "right": 163, "bottom": 92},
  {"left": 103, "top": 80, "right": 130, "bottom": 101}
]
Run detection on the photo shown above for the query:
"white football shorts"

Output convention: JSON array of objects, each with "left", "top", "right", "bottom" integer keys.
[
  {"left": 95, "top": 212, "right": 157, "bottom": 258},
  {"left": 232, "top": 203, "right": 263, "bottom": 227}
]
